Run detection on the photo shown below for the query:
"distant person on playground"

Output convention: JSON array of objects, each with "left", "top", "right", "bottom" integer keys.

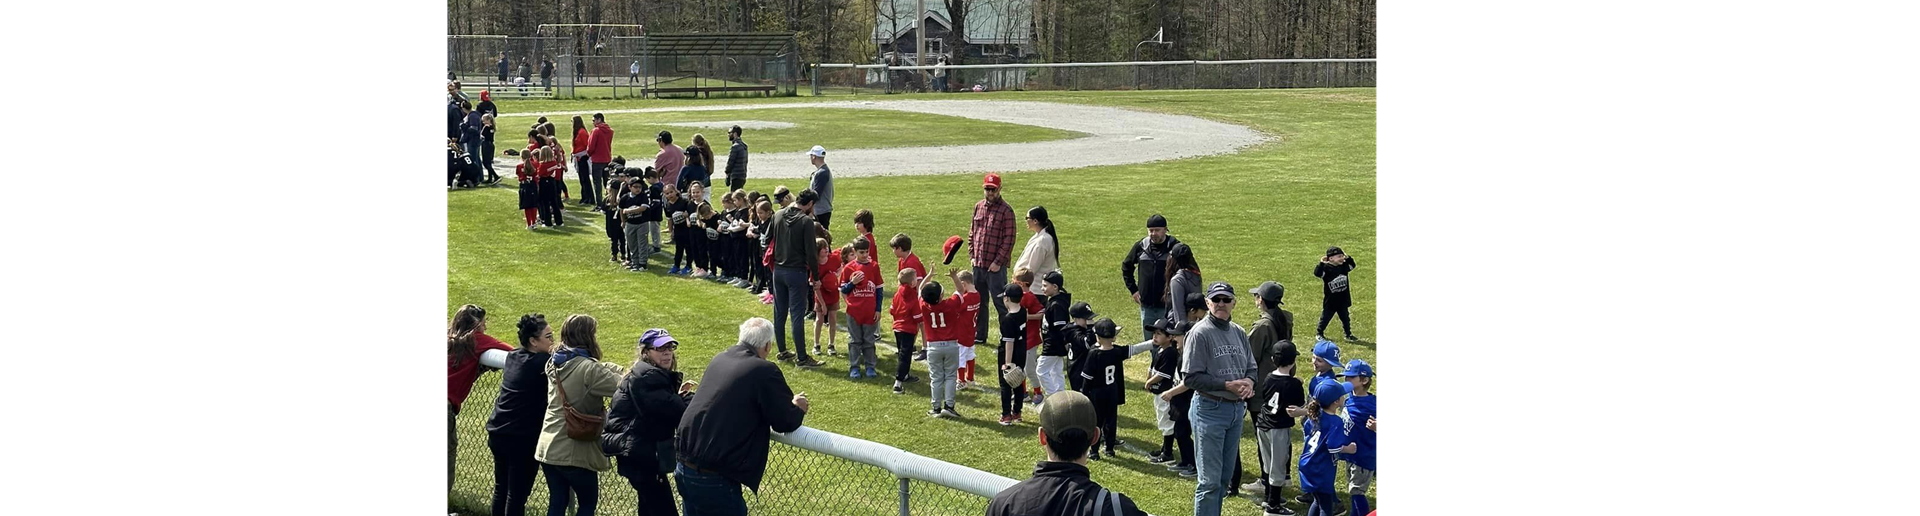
[
  {"left": 538, "top": 57, "right": 553, "bottom": 90},
  {"left": 725, "top": 125, "right": 749, "bottom": 193},
  {"left": 654, "top": 130, "right": 685, "bottom": 191},
  {"left": 986, "top": 390, "right": 1149, "bottom": 516},
  {"left": 628, "top": 60, "right": 639, "bottom": 82},
  {"left": 497, "top": 52, "right": 510, "bottom": 82},
  {"left": 1313, "top": 247, "right": 1362, "bottom": 342},
  {"left": 573, "top": 57, "right": 585, "bottom": 83},
  {"left": 674, "top": 318, "right": 811, "bottom": 516}
]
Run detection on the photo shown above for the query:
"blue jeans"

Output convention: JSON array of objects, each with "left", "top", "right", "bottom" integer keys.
[
  {"left": 674, "top": 463, "right": 747, "bottom": 516},
  {"left": 772, "top": 266, "right": 814, "bottom": 360},
  {"left": 1140, "top": 305, "right": 1170, "bottom": 342},
  {"left": 971, "top": 266, "right": 1009, "bottom": 343},
  {"left": 1190, "top": 395, "right": 1245, "bottom": 516},
  {"left": 541, "top": 463, "right": 600, "bottom": 516}
]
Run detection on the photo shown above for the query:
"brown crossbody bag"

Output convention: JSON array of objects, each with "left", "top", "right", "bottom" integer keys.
[{"left": 552, "top": 375, "right": 605, "bottom": 441}]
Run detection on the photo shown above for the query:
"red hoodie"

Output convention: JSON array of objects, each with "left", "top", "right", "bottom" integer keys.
[
  {"left": 589, "top": 122, "right": 614, "bottom": 163},
  {"left": 447, "top": 332, "right": 515, "bottom": 408}
]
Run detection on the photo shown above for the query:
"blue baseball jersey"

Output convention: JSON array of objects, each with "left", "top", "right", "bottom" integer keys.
[
  {"left": 1341, "top": 392, "right": 1376, "bottom": 470},
  {"left": 1298, "top": 410, "right": 1350, "bottom": 494},
  {"left": 1306, "top": 371, "right": 1339, "bottom": 398}
]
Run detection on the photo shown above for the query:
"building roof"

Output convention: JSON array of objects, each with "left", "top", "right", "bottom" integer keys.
[{"left": 872, "top": 0, "right": 1032, "bottom": 45}]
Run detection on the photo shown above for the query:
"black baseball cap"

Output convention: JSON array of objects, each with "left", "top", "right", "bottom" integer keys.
[
  {"left": 1168, "top": 320, "right": 1193, "bottom": 337},
  {"left": 1273, "top": 341, "right": 1300, "bottom": 370},
  {"left": 1043, "top": 270, "right": 1064, "bottom": 288},
  {"left": 1184, "top": 293, "right": 1207, "bottom": 312},
  {"left": 1092, "top": 318, "right": 1118, "bottom": 339},
  {"left": 1149, "top": 318, "right": 1170, "bottom": 334},
  {"left": 1252, "top": 281, "right": 1286, "bottom": 305},
  {"left": 1068, "top": 301, "right": 1095, "bottom": 320},
  {"left": 1002, "top": 283, "right": 1026, "bottom": 304},
  {"left": 1206, "top": 281, "right": 1236, "bottom": 302},
  {"left": 1326, "top": 246, "right": 1345, "bottom": 257}
]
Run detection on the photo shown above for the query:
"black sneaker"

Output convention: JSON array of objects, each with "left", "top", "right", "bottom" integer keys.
[
  {"left": 1176, "top": 467, "right": 1197, "bottom": 478},
  {"left": 913, "top": 350, "right": 927, "bottom": 361},
  {"left": 777, "top": 351, "right": 796, "bottom": 362},
  {"left": 901, "top": 374, "right": 920, "bottom": 383},
  {"left": 1147, "top": 451, "right": 1169, "bottom": 463},
  {"left": 893, "top": 384, "right": 905, "bottom": 394},
  {"left": 1089, "top": 450, "right": 1102, "bottom": 461},
  {"left": 1345, "top": 334, "right": 1362, "bottom": 342},
  {"left": 1294, "top": 493, "right": 1313, "bottom": 505},
  {"left": 1263, "top": 504, "right": 1297, "bottom": 516},
  {"left": 928, "top": 408, "right": 943, "bottom": 417},
  {"left": 941, "top": 405, "right": 960, "bottom": 418},
  {"left": 796, "top": 358, "right": 824, "bottom": 368}
]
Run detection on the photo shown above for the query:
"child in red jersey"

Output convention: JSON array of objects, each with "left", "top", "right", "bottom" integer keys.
[
  {"left": 812, "top": 238, "right": 843, "bottom": 357},
  {"left": 888, "top": 267, "right": 926, "bottom": 394},
  {"left": 921, "top": 268, "right": 979, "bottom": 417},
  {"left": 954, "top": 269, "right": 980, "bottom": 388},
  {"left": 839, "top": 238, "right": 885, "bottom": 379}
]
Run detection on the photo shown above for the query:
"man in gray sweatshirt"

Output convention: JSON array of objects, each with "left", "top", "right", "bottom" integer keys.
[
  {"left": 807, "top": 145, "right": 835, "bottom": 228},
  {"left": 1180, "top": 281, "right": 1256, "bottom": 516}
]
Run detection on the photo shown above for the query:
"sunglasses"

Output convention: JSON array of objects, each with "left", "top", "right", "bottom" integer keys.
[{"left": 1210, "top": 296, "right": 1235, "bottom": 303}]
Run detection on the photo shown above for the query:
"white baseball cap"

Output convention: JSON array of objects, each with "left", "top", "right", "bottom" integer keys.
[{"left": 807, "top": 145, "right": 827, "bottom": 157}]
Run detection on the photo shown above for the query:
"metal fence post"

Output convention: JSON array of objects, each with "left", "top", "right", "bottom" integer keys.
[
  {"left": 897, "top": 478, "right": 911, "bottom": 516},
  {"left": 811, "top": 64, "right": 820, "bottom": 97}
]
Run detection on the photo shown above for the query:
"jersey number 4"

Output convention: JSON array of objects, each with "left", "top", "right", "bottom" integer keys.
[{"left": 1266, "top": 392, "right": 1282, "bottom": 415}]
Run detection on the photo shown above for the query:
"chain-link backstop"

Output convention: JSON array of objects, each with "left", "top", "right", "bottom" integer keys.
[{"left": 812, "top": 58, "right": 1376, "bottom": 96}]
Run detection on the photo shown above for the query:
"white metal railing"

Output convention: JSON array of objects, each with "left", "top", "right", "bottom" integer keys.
[{"left": 771, "top": 425, "right": 1016, "bottom": 499}]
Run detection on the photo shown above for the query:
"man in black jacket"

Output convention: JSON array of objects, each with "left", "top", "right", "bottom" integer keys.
[
  {"left": 1120, "top": 214, "right": 1182, "bottom": 341},
  {"left": 764, "top": 189, "right": 824, "bottom": 367},
  {"left": 675, "top": 317, "right": 811, "bottom": 516},
  {"left": 987, "top": 390, "right": 1147, "bottom": 516},
  {"left": 724, "top": 125, "right": 749, "bottom": 193}
]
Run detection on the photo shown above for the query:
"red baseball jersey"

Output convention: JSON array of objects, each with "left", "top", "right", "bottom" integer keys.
[{"left": 923, "top": 291, "right": 980, "bottom": 344}]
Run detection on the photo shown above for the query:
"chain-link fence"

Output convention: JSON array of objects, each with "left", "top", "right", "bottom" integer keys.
[
  {"left": 811, "top": 58, "right": 1376, "bottom": 95},
  {"left": 450, "top": 372, "right": 1012, "bottom": 516},
  {"left": 450, "top": 34, "right": 800, "bottom": 100}
]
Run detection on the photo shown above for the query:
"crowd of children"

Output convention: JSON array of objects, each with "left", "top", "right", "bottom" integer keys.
[{"left": 502, "top": 153, "right": 1377, "bottom": 514}]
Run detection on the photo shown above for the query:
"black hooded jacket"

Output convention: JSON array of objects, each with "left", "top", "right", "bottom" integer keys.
[
  {"left": 987, "top": 461, "right": 1147, "bottom": 516},
  {"left": 603, "top": 361, "right": 689, "bottom": 476}
]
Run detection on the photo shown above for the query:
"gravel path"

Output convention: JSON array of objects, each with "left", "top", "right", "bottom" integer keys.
[{"left": 495, "top": 99, "right": 1269, "bottom": 180}]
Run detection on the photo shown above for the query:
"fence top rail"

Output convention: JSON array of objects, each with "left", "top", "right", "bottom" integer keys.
[
  {"left": 448, "top": 34, "right": 510, "bottom": 39},
  {"left": 771, "top": 425, "right": 1017, "bottom": 499},
  {"left": 814, "top": 58, "right": 1375, "bottom": 71}
]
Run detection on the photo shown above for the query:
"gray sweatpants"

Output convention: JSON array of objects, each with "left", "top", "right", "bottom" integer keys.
[
  {"left": 624, "top": 221, "right": 649, "bottom": 268},
  {"left": 927, "top": 340, "right": 959, "bottom": 410},
  {"left": 847, "top": 321, "right": 879, "bottom": 369},
  {"left": 1257, "top": 427, "right": 1294, "bottom": 485},
  {"left": 646, "top": 220, "right": 663, "bottom": 254}
]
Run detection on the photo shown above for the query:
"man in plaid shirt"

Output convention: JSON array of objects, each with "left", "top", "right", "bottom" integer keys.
[{"left": 969, "top": 173, "right": 1018, "bottom": 344}]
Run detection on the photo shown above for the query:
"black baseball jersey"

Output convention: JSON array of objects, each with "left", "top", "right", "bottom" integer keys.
[{"left": 1078, "top": 346, "right": 1130, "bottom": 406}]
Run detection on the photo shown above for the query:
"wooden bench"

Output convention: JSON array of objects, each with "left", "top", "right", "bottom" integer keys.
[
  {"left": 651, "top": 85, "right": 778, "bottom": 98},
  {"left": 462, "top": 86, "right": 554, "bottom": 99}
]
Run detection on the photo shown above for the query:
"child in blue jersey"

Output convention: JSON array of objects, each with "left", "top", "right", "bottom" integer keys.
[
  {"left": 1299, "top": 381, "right": 1356, "bottom": 516},
  {"left": 1289, "top": 338, "right": 1346, "bottom": 508},
  {"left": 1340, "top": 360, "right": 1376, "bottom": 516}
]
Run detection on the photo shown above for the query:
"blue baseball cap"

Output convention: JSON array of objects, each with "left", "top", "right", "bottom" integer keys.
[
  {"left": 1341, "top": 359, "right": 1373, "bottom": 378},
  {"left": 1311, "top": 380, "right": 1348, "bottom": 406},
  {"left": 638, "top": 328, "right": 678, "bottom": 349},
  {"left": 1312, "top": 339, "right": 1343, "bottom": 369}
]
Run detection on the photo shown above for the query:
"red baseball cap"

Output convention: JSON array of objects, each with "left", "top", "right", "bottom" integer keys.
[
  {"left": 942, "top": 235, "right": 966, "bottom": 265},
  {"left": 983, "top": 173, "right": 1002, "bottom": 189}
]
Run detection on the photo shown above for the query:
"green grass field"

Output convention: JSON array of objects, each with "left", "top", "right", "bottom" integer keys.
[
  {"left": 494, "top": 107, "right": 1083, "bottom": 163},
  {"left": 449, "top": 88, "right": 1376, "bottom": 516}
]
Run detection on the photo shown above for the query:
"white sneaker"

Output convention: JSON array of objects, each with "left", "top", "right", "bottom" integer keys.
[{"left": 1240, "top": 481, "right": 1266, "bottom": 494}]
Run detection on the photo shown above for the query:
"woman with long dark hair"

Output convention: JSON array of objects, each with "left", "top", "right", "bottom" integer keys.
[
  {"left": 1013, "top": 205, "right": 1060, "bottom": 297},
  {"left": 571, "top": 116, "right": 595, "bottom": 206},
  {"left": 534, "top": 314, "right": 623, "bottom": 516},
  {"left": 604, "top": 328, "right": 697, "bottom": 516},
  {"left": 486, "top": 313, "right": 556, "bottom": 516},
  {"left": 447, "top": 305, "right": 513, "bottom": 493},
  {"left": 681, "top": 134, "right": 713, "bottom": 202},
  {"left": 1163, "top": 243, "right": 1202, "bottom": 328}
]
